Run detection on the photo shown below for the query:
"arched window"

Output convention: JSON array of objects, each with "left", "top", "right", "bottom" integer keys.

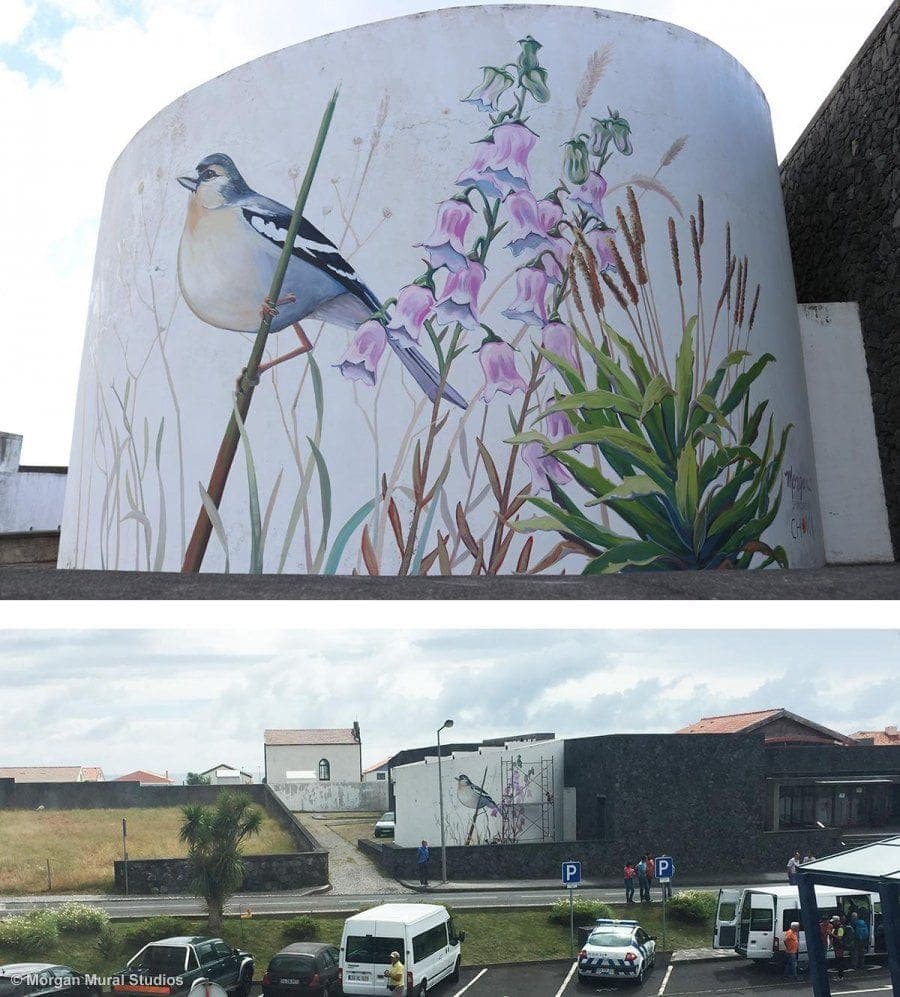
[{"left": 318, "top": 758, "right": 331, "bottom": 781}]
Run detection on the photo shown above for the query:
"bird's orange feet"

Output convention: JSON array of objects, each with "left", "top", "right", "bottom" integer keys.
[{"left": 260, "top": 293, "right": 297, "bottom": 320}]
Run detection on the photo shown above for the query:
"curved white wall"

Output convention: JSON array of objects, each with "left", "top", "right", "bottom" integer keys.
[{"left": 60, "top": 5, "right": 824, "bottom": 574}]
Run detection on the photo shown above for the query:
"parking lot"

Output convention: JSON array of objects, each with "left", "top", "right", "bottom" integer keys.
[{"left": 424, "top": 958, "right": 895, "bottom": 997}]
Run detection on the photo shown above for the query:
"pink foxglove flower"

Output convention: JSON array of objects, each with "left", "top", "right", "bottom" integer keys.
[
  {"left": 336, "top": 320, "right": 387, "bottom": 386},
  {"left": 568, "top": 171, "right": 608, "bottom": 220},
  {"left": 545, "top": 409, "right": 576, "bottom": 440},
  {"left": 523, "top": 441, "right": 572, "bottom": 492},
  {"left": 478, "top": 336, "right": 528, "bottom": 402},
  {"left": 434, "top": 260, "right": 485, "bottom": 331},
  {"left": 502, "top": 267, "right": 549, "bottom": 327},
  {"left": 386, "top": 284, "right": 435, "bottom": 347},
  {"left": 584, "top": 227, "right": 617, "bottom": 272},
  {"left": 416, "top": 198, "right": 476, "bottom": 273},
  {"left": 504, "top": 191, "right": 563, "bottom": 256},
  {"left": 541, "top": 321, "right": 579, "bottom": 369},
  {"left": 457, "top": 122, "right": 537, "bottom": 200},
  {"left": 540, "top": 235, "right": 572, "bottom": 285}
]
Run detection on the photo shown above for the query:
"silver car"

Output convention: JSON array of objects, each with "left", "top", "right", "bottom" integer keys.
[{"left": 577, "top": 919, "right": 656, "bottom": 986}]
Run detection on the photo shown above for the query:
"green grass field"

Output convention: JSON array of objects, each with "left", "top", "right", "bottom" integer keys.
[
  {"left": 0, "top": 808, "right": 297, "bottom": 895},
  {"left": 0, "top": 905, "right": 712, "bottom": 972}
]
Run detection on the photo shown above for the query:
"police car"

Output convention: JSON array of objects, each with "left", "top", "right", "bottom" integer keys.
[{"left": 577, "top": 919, "right": 656, "bottom": 986}]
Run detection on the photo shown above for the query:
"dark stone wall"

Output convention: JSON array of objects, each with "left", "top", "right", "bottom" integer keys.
[
  {"left": 765, "top": 743, "right": 900, "bottom": 776},
  {"left": 780, "top": 0, "right": 900, "bottom": 555},
  {"left": 113, "top": 852, "right": 328, "bottom": 894}
]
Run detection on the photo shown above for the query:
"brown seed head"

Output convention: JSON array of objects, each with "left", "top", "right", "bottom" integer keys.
[
  {"left": 748, "top": 284, "right": 761, "bottom": 331},
  {"left": 601, "top": 270, "right": 630, "bottom": 312},
  {"left": 689, "top": 214, "right": 702, "bottom": 284},
  {"left": 627, "top": 187, "right": 646, "bottom": 246},
  {"left": 668, "top": 217, "right": 682, "bottom": 288},
  {"left": 609, "top": 241, "right": 640, "bottom": 305}
]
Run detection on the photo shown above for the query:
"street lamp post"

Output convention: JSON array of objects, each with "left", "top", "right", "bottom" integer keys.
[{"left": 437, "top": 719, "right": 454, "bottom": 884}]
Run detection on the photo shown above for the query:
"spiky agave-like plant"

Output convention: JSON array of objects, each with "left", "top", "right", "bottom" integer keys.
[{"left": 509, "top": 316, "right": 790, "bottom": 572}]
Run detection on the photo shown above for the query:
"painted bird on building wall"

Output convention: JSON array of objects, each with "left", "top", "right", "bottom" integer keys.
[
  {"left": 457, "top": 773, "right": 500, "bottom": 814},
  {"left": 175, "top": 153, "right": 465, "bottom": 407}
]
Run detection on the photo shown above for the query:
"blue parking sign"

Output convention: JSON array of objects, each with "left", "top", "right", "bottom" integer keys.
[
  {"left": 656, "top": 855, "right": 674, "bottom": 880},
  {"left": 562, "top": 861, "right": 582, "bottom": 886}
]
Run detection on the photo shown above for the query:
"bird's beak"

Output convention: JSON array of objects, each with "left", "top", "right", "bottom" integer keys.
[{"left": 177, "top": 174, "right": 199, "bottom": 192}]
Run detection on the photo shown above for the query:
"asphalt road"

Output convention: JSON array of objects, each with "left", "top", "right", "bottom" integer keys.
[
  {"left": 431, "top": 959, "right": 894, "bottom": 997},
  {"left": 0, "top": 885, "right": 735, "bottom": 918}
]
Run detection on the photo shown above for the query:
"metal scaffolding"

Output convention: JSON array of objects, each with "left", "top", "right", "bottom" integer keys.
[{"left": 499, "top": 754, "right": 555, "bottom": 843}]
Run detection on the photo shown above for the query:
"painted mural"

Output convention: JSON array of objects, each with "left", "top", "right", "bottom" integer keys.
[{"left": 60, "top": 7, "right": 824, "bottom": 574}]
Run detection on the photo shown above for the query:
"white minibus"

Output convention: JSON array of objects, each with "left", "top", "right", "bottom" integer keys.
[
  {"left": 713, "top": 884, "right": 884, "bottom": 964},
  {"left": 338, "top": 903, "right": 464, "bottom": 995}
]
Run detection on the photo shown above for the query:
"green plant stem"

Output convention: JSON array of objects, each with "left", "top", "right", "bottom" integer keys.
[{"left": 181, "top": 89, "right": 339, "bottom": 573}]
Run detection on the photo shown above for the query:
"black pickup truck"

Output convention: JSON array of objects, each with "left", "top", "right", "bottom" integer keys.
[{"left": 111, "top": 937, "right": 253, "bottom": 997}]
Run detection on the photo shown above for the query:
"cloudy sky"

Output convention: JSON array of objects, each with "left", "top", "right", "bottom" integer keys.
[
  {"left": 0, "top": 628, "right": 896, "bottom": 778},
  {"left": 0, "top": 0, "right": 891, "bottom": 466}
]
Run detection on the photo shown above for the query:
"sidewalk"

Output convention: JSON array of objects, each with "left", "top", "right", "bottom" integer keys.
[{"left": 396, "top": 873, "right": 786, "bottom": 892}]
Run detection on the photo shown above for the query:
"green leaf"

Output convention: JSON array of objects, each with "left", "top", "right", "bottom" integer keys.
[
  {"left": 233, "top": 401, "right": 262, "bottom": 574},
  {"left": 693, "top": 393, "right": 735, "bottom": 436},
  {"left": 719, "top": 353, "right": 775, "bottom": 416},
  {"left": 575, "top": 330, "right": 642, "bottom": 403},
  {"left": 555, "top": 452, "right": 616, "bottom": 499},
  {"left": 198, "top": 482, "right": 230, "bottom": 574},
  {"left": 589, "top": 474, "right": 664, "bottom": 504},
  {"left": 537, "top": 348, "right": 587, "bottom": 395},
  {"left": 526, "top": 496, "right": 630, "bottom": 549},
  {"left": 307, "top": 437, "right": 332, "bottom": 575},
  {"left": 544, "top": 427, "right": 674, "bottom": 497},
  {"left": 604, "top": 324, "right": 653, "bottom": 392},
  {"left": 542, "top": 389, "right": 641, "bottom": 420},
  {"left": 324, "top": 497, "right": 377, "bottom": 575},
  {"left": 687, "top": 349, "right": 749, "bottom": 436},
  {"left": 674, "top": 315, "right": 697, "bottom": 438},
  {"left": 675, "top": 443, "right": 699, "bottom": 522},
  {"left": 640, "top": 375, "right": 675, "bottom": 420},
  {"left": 741, "top": 400, "right": 769, "bottom": 448},
  {"left": 582, "top": 540, "right": 669, "bottom": 574}
]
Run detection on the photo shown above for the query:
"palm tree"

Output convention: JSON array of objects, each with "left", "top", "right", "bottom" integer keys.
[{"left": 179, "top": 790, "right": 263, "bottom": 932}]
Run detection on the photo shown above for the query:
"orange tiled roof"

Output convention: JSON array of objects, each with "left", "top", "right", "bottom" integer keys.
[
  {"left": 113, "top": 770, "right": 172, "bottom": 783},
  {"left": 0, "top": 766, "right": 84, "bottom": 782},
  {"left": 265, "top": 728, "right": 359, "bottom": 745},
  {"left": 677, "top": 709, "right": 782, "bottom": 734},
  {"left": 851, "top": 727, "right": 900, "bottom": 745}
]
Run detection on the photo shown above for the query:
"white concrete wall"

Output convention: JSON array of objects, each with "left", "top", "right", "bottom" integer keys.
[
  {"left": 61, "top": 5, "right": 825, "bottom": 573},
  {"left": 363, "top": 767, "right": 389, "bottom": 783},
  {"left": 798, "top": 303, "right": 893, "bottom": 563},
  {"left": 392, "top": 739, "right": 566, "bottom": 848},
  {"left": 270, "top": 780, "right": 388, "bottom": 812},
  {"left": 0, "top": 433, "right": 67, "bottom": 533},
  {"left": 265, "top": 743, "right": 361, "bottom": 784}
]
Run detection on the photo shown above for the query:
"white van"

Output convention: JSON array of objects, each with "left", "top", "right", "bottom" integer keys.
[
  {"left": 713, "top": 884, "right": 883, "bottom": 964},
  {"left": 338, "top": 903, "right": 464, "bottom": 995}
]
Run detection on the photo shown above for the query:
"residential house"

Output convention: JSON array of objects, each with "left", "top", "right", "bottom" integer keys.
[
  {"left": 265, "top": 724, "right": 362, "bottom": 784},
  {"left": 0, "top": 765, "right": 104, "bottom": 782},
  {"left": 113, "top": 770, "right": 173, "bottom": 784},
  {"left": 198, "top": 763, "right": 253, "bottom": 785}
]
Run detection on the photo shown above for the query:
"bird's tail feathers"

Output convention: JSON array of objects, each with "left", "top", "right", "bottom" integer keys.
[{"left": 387, "top": 335, "right": 467, "bottom": 410}]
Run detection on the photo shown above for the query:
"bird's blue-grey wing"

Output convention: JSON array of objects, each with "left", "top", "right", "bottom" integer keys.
[{"left": 238, "top": 194, "right": 380, "bottom": 315}]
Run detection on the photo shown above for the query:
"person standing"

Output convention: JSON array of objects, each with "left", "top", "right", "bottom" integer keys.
[
  {"left": 623, "top": 861, "right": 636, "bottom": 903},
  {"left": 417, "top": 839, "right": 430, "bottom": 887},
  {"left": 783, "top": 922, "right": 800, "bottom": 980},
  {"left": 646, "top": 854, "right": 655, "bottom": 895},
  {"left": 842, "top": 913, "right": 857, "bottom": 971},
  {"left": 831, "top": 916, "right": 846, "bottom": 979},
  {"left": 853, "top": 912, "right": 869, "bottom": 970},
  {"left": 787, "top": 851, "right": 801, "bottom": 885},
  {"left": 819, "top": 915, "right": 834, "bottom": 957},
  {"left": 383, "top": 951, "right": 405, "bottom": 993},
  {"left": 637, "top": 856, "right": 650, "bottom": 903}
]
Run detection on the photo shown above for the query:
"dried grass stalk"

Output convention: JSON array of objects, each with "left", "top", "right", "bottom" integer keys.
[
  {"left": 616, "top": 206, "right": 647, "bottom": 286},
  {"left": 627, "top": 186, "right": 646, "bottom": 246},
  {"left": 697, "top": 194, "right": 705, "bottom": 246},
  {"left": 658, "top": 135, "right": 688, "bottom": 170},
  {"left": 574, "top": 244, "right": 606, "bottom": 314},
  {"left": 668, "top": 217, "right": 682, "bottom": 287},
  {"left": 748, "top": 283, "right": 761, "bottom": 331},
  {"left": 568, "top": 254, "right": 590, "bottom": 319},
  {"left": 689, "top": 214, "right": 702, "bottom": 284},
  {"left": 609, "top": 241, "right": 640, "bottom": 305},
  {"left": 601, "top": 270, "right": 630, "bottom": 312},
  {"left": 576, "top": 43, "right": 613, "bottom": 109}
]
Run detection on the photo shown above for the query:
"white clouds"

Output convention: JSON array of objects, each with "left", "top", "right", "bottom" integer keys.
[
  {"left": 0, "top": 0, "right": 34, "bottom": 45},
  {"left": 0, "top": 628, "right": 896, "bottom": 775}
]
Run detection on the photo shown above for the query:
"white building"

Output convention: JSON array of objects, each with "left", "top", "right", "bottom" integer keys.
[
  {"left": 198, "top": 763, "right": 253, "bottom": 785},
  {"left": 362, "top": 757, "right": 390, "bottom": 783},
  {"left": 0, "top": 432, "right": 67, "bottom": 533},
  {"left": 265, "top": 724, "right": 362, "bottom": 784},
  {"left": 391, "top": 738, "right": 570, "bottom": 848}
]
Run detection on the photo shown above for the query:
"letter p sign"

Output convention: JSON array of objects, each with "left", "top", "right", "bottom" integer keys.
[{"left": 562, "top": 860, "right": 582, "bottom": 886}]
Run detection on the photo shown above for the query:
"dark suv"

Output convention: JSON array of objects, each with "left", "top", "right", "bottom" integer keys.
[{"left": 112, "top": 937, "right": 253, "bottom": 997}]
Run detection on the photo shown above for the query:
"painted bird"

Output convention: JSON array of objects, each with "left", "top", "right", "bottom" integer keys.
[
  {"left": 456, "top": 774, "right": 500, "bottom": 813},
  {"left": 176, "top": 152, "right": 466, "bottom": 407}
]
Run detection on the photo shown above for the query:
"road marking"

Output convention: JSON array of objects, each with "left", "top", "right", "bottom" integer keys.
[
  {"left": 552, "top": 961, "right": 577, "bottom": 997},
  {"left": 832, "top": 988, "right": 892, "bottom": 995},
  {"left": 452, "top": 968, "right": 487, "bottom": 995},
  {"left": 656, "top": 964, "right": 674, "bottom": 995}
]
